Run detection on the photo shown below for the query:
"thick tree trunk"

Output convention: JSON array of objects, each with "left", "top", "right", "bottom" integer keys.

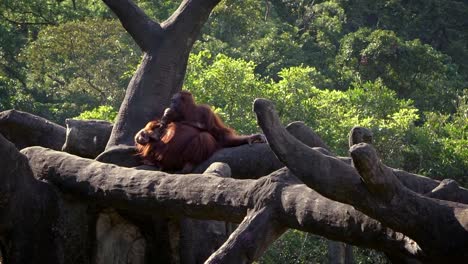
[
  {"left": 2, "top": 106, "right": 467, "bottom": 263},
  {"left": 103, "top": 0, "right": 222, "bottom": 148},
  {"left": 0, "top": 134, "right": 90, "bottom": 264},
  {"left": 72, "top": 2, "right": 227, "bottom": 261}
]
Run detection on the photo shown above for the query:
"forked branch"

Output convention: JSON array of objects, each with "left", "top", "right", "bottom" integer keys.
[{"left": 102, "top": 0, "right": 162, "bottom": 51}]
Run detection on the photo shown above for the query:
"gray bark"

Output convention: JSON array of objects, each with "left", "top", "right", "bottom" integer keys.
[
  {"left": 0, "top": 109, "right": 65, "bottom": 150},
  {"left": 253, "top": 98, "right": 468, "bottom": 262},
  {"left": 0, "top": 133, "right": 90, "bottom": 264},
  {"left": 328, "top": 241, "right": 354, "bottom": 264},
  {"left": 2, "top": 103, "right": 467, "bottom": 263},
  {"left": 62, "top": 119, "right": 113, "bottom": 158},
  {"left": 104, "top": 0, "right": 222, "bottom": 148},
  {"left": 18, "top": 146, "right": 421, "bottom": 262}
]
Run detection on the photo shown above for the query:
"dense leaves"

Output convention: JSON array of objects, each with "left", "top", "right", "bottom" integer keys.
[
  {"left": 74, "top": 105, "right": 117, "bottom": 122},
  {"left": 335, "top": 28, "right": 464, "bottom": 112},
  {"left": 186, "top": 51, "right": 420, "bottom": 163},
  {"left": 24, "top": 19, "right": 139, "bottom": 121}
]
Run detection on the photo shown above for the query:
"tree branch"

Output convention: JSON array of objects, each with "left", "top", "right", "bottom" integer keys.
[
  {"left": 0, "top": 12, "right": 56, "bottom": 26},
  {"left": 350, "top": 144, "right": 468, "bottom": 258},
  {"left": 102, "top": 0, "right": 162, "bottom": 51},
  {"left": 206, "top": 207, "right": 287, "bottom": 264},
  {"left": 254, "top": 98, "right": 367, "bottom": 202},
  {"left": 3, "top": 108, "right": 466, "bottom": 204},
  {"left": 0, "top": 109, "right": 66, "bottom": 150},
  {"left": 254, "top": 98, "right": 468, "bottom": 262},
  {"left": 157, "top": 0, "right": 224, "bottom": 96},
  {"left": 62, "top": 119, "right": 113, "bottom": 159},
  {"left": 103, "top": 0, "right": 224, "bottom": 147},
  {"left": 195, "top": 121, "right": 346, "bottom": 178},
  {"left": 348, "top": 125, "right": 468, "bottom": 203},
  {"left": 287, "top": 121, "right": 331, "bottom": 150},
  {"left": 162, "top": 0, "right": 222, "bottom": 36},
  {"left": 20, "top": 146, "right": 421, "bottom": 261}
]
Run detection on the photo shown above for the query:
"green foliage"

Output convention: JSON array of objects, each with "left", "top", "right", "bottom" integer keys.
[
  {"left": 204, "top": 0, "right": 272, "bottom": 49},
  {"left": 336, "top": 0, "right": 468, "bottom": 77},
  {"left": 0, "top": 0, "right": 111, "bottom": 24},
  {"left": 135, "top": 0, "right": 180, "bottom": 21},
  {"left": 265, "top": 65, "right": 330, "bottom": 126},
  {"left": 21, "top": 18, "right": 140, "bottom": 123},
  {"left": 403, "top": 92, "right": 468, "bottom": 184},
  {"left": 185, "top": 50, "right": 464, "bottom": 180},
  {"left": 26, "top": 19, "right": 138, "bottom": 105},
  {"left": 247, "top": 26, "right": 307, "bottom": 78},
  {"left": 267, "top": 67, "right": 418, "bottom": 158},
  {"left": 260, "top": 230, "right": 389, "bottom": 264},
  {"left": 310, "top": 1, "right": 346, "bottom": 43},
  {"left": 0, "top": 0, "right": 124, "bottom": 123},
  {"left": 335, "top": 28, "right": 464, "bottom": 112},
  {"left": 185, "top": 50, "right": 268, "bottom": 134},
  {"left": 0, "top": 76, "right": 13, "bottom": 110},
  {"left": 74, "top": 105, "right": 118, "bottom": 122},
  {"left": 260, "top": 230, "right": 328, "bottom": 263},
  {"left": 0, "top": 0, "right": 111, "bottom": 91},
  {"left": 186, "top": 51, "right": 420, "bottom": 164},
  {"left": 353, "top": 247, "right": 389, "bottom": 264},
  {"left": 194, "top": 0, "right": 294, "bottom": 78},
  {"left": 300, "top": 0, "right": 346, "bottom": 69}
]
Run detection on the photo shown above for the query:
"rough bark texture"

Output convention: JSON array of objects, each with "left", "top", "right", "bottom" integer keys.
[
  {"left": 62, "top": 119, "right": 113, "bottom": 158},
  {"left": 95, "top": 121, "right": 324, "bottom": 180},
  {"left": 95, "top": 145, "right": 141, "bottom": 167},
  {"left": 2, "top": 104, "right": 466, "bottom": 263},
  {"left": 95, "top": 209, "right": 146, "bottom": 264},
  {"left": 0, "top": 133, "right": 92, "bottom": 264},
  {"left": 0, "top": 109, "right": 66, "bottom": 150},
  {"left": 328, "top": 241, "right": 354, "bottom": 264},
  {"left": 3, "top": 114, "right": 464, "bottom": 261},
  {"left": 194, "top": 122, "right": 323, "bottom": 178},
  {"left": 206, "top": 207, "right": 287, "bottom": 264},
  {"left": 253, "top": 98, "right": 468, "bottom": 262},
  {"left": 17, "top": 146, "right": 422, "bottom": 262}
]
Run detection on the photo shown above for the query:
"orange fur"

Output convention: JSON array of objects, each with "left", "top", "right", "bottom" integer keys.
[
  {"left": 135, "top": 120, "right": 219, "bottom": 172},
  {"left": 166, "top": 91, "right": 262, "bottom": 147}
]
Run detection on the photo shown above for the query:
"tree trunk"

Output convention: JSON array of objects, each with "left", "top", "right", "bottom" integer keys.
[{"left": 103, "top": 0, "right": 222, "bottom": 148}]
